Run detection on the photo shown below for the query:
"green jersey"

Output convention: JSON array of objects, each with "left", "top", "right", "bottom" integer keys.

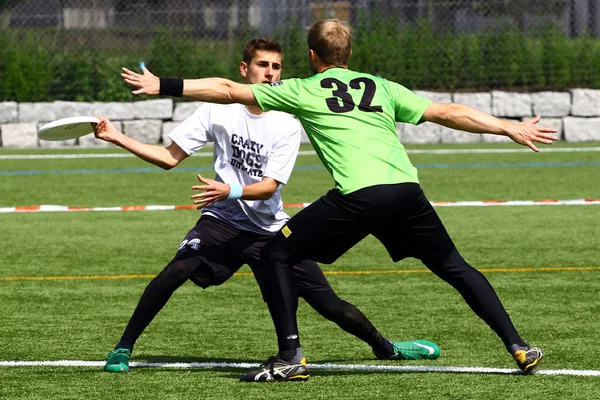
[{"left": 250, "top": 68, "right": 431, "bottom": 194}]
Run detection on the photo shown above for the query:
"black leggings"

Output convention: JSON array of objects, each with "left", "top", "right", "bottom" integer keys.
[
  {"left": 116, "top": 255, "right": 391, "bottom": 356},
  {"left": 260, "top": 184, "right": 525, "bottom": 353},
  {"left": 263, "top": 240, "right": 524, "bottom": 352},
  {"left": 422, "top": 248, "right": 523, "bottom": 348}
]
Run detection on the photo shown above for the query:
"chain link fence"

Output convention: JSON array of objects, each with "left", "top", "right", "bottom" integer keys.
[{"left": 1, "top": 0, "right": 599, "bottom": 101}]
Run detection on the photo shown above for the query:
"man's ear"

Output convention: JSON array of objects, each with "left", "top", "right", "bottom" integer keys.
[{"left": 240, "top": 61, "right": 248, "bottom": 78}]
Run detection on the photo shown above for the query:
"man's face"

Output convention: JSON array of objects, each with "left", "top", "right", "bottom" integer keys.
[{"left": 240, "top": 50, "right": 282, "bottom": 84}]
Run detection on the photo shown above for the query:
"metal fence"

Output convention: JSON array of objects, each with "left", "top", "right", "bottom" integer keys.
[{"left": 1, "top": 0, "right": 600, "bottom": 100}]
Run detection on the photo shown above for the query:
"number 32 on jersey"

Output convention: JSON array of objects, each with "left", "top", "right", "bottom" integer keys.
[{"left": 320, "top": 77, "right": 383, "bottom": 113}]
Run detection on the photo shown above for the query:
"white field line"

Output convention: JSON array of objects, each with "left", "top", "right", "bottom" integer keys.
[
  {"left": 431, "top": 199, "right": 600, "bottom": 207},
  {"left": 0, "top": 153, "right": 213, "bottom": 160},
  {"left": 1, "top": 199, "right": 600, "bottom": 214},
  {"left": 2, "top": 147, "right": 600, "bottom": 160},
  {"left": 0, "top": 360, "right": 599, "bottom": 376}
]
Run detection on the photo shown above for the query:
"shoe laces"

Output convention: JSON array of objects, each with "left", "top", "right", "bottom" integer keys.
[
  {"left": 108, "top": 348, "right": 131, "bottom": 361},
  {"left": 259, "top": 356, "right": 277, "bottom": 375},
  {"left": 393, "top": 343, "right": 421, "bottom": 357},
  {"left": 526, "top": 347, "right": 543, "bottom": 361}
]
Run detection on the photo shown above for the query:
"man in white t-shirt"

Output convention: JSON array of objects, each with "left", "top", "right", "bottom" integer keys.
[{"left": 94, "top": 37, "right": 439, "bottom": 374}]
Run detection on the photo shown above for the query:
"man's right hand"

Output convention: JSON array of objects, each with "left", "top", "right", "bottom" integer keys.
[
  {"left": 93, "top": 116, "right": 123, "bottom": 143},
  {"left": 121, "top": 66, "right": 160, "bottom": 95}
]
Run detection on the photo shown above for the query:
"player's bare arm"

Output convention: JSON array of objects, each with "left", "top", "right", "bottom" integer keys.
[
  {"left": 93, "top": 116, "right": 187, "bottom": 170},
  {"left": 191, "top": 175, "right": 280, "bottom": 209},
  {"left": 121, "top": 66, "right": 258, "bottom": 106},
  {"left": 422, "top": 102, "right": 558, "bottom": 152},
  {"left": 180, "top": 78, "right": 257, "bottom": 106}
]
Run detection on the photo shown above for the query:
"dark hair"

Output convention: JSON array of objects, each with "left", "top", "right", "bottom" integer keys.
[
  {"left": 307, "top": 19, "right": 352, "bottom": 66},
  {"left": 242, "top": 37, "right": 283, "bottom": 64}
]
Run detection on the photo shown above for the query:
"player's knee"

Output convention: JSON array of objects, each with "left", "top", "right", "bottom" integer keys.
[
  {"left": 161, "top": 258, "right": 198, "bottom": 281},
  {"left": 444, "top": 248, "right": 474, "bottom": 271},
  {"left": 319, "top": 301, "right": 351, "bottom": 322},
  {"left": 304, "top": 290, "right": 347, "bottom": 320},
  {"left": 334, "top": 299, "right": 357, "bottom": 320},
  {"left": 425, "top": 248, "right": 475, "bottom": 280}
]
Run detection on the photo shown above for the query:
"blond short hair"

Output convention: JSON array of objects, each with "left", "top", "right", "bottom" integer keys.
[{"left": 307, "top": 19, "right": 352, "bottom": 66}]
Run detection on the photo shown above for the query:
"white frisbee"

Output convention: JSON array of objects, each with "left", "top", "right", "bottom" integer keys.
[{"left": 37, "top": 116, "right": 100, "bottom": 141}]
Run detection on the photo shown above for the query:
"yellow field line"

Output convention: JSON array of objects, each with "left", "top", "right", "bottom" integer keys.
[
  {"left": 0, "top": 266, "right": 598, "bottom": 282},
  {"left": 0, "top": 274, "right": 158, "bottom": 281}
]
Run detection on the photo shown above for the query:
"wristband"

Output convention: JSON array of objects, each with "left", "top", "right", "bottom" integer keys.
[
  {"left": 227, "top": 183, "right": 243, "bottom": 200},
  {"left": 159, "top": 77, "right": 184, "bottom": 97}
]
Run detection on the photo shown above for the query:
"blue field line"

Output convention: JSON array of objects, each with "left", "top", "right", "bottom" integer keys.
[
  {"left": 414, "top": 161, "right": 600, "bottom": 169},
  {"left": 1, "top": 161, "right": 600, "bottom": 176}
]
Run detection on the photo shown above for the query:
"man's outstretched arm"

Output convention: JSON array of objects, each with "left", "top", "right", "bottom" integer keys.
[
  {"left": 421, "top": 102, "right": 558, "bottom": 152},
  {"left": 93, "top": 116, "right": 187, "bottom": 170},
  {"left": 121, "top": 66, "right": 258, "bottom": 106}
]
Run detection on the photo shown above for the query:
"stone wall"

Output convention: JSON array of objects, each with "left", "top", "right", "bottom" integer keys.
[
  {"left": 1, "top": 89, "right": 600, "bottom": 148},
  {"left": 397, "top": 89, "right": 600, "bottom": 144}
]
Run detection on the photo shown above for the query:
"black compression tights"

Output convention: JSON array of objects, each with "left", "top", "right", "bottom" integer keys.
[
  {"left": 302, "top": 290, "right": 393, "bottom": 358},
  {"left": 115, "top": 256, "right": 394, "bottom": 357},
  {"left": 422, "top": 248, "right": 525, "bottom": 348},
  {"left": 115, "top": 257, "right": 197, "bottom": 351},
  {"left": 265, "top": 246, "right": 526, "bottom": 354}
]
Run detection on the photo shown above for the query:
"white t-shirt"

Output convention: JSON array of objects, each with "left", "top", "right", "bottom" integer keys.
[{"left": 169, "top": 103, "right": 301, "bottom": 234}]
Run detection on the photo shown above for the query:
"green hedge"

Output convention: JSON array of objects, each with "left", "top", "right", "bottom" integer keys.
[
  {"left": 350, "top": 15, "right": 600, "bottom": 91},
  {"left": 1, "top": 19, "right": 600, "bottom": 102}
]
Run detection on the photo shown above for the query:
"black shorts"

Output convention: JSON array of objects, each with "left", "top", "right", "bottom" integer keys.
[
  {"left": 271, "top": 183, "right": 455, "bottom": 264},
  {"left": 175, "top": 215, "right": 331, "bottom": 296}
]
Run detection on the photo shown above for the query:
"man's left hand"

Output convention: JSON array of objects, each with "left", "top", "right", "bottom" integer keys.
[{"left": 191, "top": 174, "right": 233, "bottom": 209}]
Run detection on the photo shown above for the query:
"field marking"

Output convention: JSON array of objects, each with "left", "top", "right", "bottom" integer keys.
[
  {"left": 0, "top": 274, "right": 158, "bottom": 281},
  {"left": 0, "top": 152, "right": 213, "bottom": 160},
  {"left": 2, "top": 147, "right": 600, "bottom": 160},
  {"left": 1, "top": 199, "right": 600, "bottom": 214},
  {"left": 0, "top": 360, "right": 598, "bottom": 376},
  {"left": 0, "top": 151, "right": 314, "bottom": 160},
  {"left": 407, "top": 147, "right": 600, "bottom": 154},
  {"left": 1, "top": 266, "right": 598, "bottom": 282},
  {"left": 4, "top": 161, "right": 600, "bottom": 176}
]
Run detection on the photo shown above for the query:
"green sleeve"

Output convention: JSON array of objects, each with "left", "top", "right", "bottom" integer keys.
[
  {"left": 249, "top": 79, "right": 301, "bottom": 114},
  {"left": 388, "top": 81, "right": 432, "bottom": 125}
]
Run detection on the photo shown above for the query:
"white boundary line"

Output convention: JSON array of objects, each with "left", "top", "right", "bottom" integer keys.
[
  {"left": 2, "top": 147, "right": 600, "bottom": 160},
  {"left": 0, "top": 153, "right": 212, "bottom": 160},
  {"left": 0, "top": 360, "right": 598, "bottom": 376},
  {"left": 1, "top": 199, "right": 600, "bottom": 214}
]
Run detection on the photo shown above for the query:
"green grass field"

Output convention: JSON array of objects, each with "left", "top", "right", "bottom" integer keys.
[{"left": 1, "top": 142, "right": 600, "bottom": 399}]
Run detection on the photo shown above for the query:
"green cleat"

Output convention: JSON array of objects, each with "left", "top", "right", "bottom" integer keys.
[
  {"left": 378, "top": 340, "right": 440, "bottom": 360},
  {"left": 104, "top": 348, "right": 131, "bottom": 373}
]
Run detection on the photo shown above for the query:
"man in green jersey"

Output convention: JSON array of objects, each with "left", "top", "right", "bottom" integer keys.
[{"left": 122, "top": 19, "right": 556, "bottom": 382}]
